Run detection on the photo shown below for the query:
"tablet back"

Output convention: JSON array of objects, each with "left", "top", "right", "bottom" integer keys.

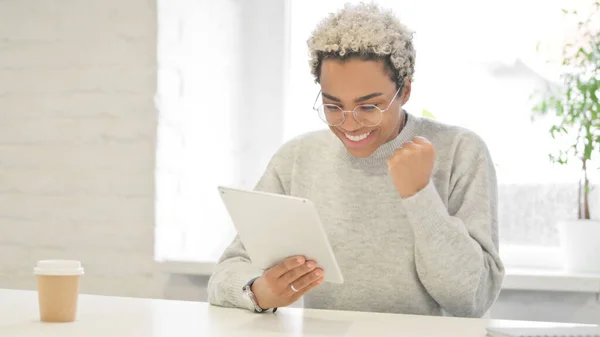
[{"left": 218, "top": 186, "right": 344, "bottom": 283}]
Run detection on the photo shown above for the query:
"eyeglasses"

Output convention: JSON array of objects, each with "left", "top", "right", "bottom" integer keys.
[{"left": 312, "top": 87, "right": 402, "bottom": 127}]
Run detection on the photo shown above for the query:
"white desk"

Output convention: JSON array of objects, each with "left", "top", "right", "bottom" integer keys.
[{"left": 0, "top": 289, "right": 592, "bottom": 337}]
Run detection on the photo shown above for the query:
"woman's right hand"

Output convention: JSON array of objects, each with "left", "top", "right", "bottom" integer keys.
[{"left": 251, "top": 256, "right": 324, "bottom": 310}]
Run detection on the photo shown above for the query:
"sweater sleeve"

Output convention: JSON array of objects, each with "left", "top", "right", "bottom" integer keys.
[
  {"left": 400, "top": 134, "right": 505, "bottom": 318},
  {"left": 207, "top": 161, "right": 287, "bottom": 311}
]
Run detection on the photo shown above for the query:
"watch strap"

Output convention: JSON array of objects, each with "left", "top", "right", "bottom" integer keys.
[{"left": 242, "top": 277, "right": 278, "bottom": 313}]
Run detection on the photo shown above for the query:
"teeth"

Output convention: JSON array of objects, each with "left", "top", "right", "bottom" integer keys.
[{"left": 345, "top": 131, "right": 371, "bottom": 142}]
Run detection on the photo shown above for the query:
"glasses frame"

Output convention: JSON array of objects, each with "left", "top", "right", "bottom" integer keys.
[{"left": 311, "top": 86, "right": 402, "bottom": 127}]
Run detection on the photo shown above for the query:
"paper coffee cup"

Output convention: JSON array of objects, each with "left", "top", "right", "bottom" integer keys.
[{"left": 34, "top": 260, "right": 84, "bottom": 323}]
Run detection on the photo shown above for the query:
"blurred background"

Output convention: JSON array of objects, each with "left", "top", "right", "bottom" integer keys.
[{"left": 1, "top": 0, "right": 599, "bottom": 324}]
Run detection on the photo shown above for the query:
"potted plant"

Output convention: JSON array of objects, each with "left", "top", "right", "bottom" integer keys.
[{"left": 531, "top": 2, "right": 600, "bottom": 273}]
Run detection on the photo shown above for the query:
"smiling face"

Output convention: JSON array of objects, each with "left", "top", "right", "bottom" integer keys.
[{"left": 318, "top": 57, "right": 411, "bottom": 158}]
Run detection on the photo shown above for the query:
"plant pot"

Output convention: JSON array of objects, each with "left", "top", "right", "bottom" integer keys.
[{"left": 557, "top": 220, "right": 600, "bottom": 274}]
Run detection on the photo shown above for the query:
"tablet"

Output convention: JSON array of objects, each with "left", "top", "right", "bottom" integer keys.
[{"left": 217, "top": 186, "right": 344, "bottom": 284}]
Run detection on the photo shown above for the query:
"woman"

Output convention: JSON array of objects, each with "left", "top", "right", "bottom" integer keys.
[{"left": 207, "top": 3, "right": 504, "bottom": 317}]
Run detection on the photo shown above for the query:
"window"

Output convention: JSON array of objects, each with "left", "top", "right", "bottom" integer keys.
[
  {"left": 156, "top": 0, "right": 599, "bottom": 270},
  {"left": 155, "top": 0, "right": 287, "bottom": 264},
  {"left": 286, "top": 0, "right": 600, "bottom": 269},
  {"left": 155, "top": 0, "right": 240, "bottom": 263}
]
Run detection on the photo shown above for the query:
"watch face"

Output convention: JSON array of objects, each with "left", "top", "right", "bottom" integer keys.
[
  {"left": 242, "top": 285, "right": 258, "bottom": 311},
  {"left": 243, "top": 280, "right": 256, "bottom": 295}
]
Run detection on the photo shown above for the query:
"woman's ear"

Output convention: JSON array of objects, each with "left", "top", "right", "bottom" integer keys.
[{"left": 400, "top": 78, "right": 412, "bottom": 105}]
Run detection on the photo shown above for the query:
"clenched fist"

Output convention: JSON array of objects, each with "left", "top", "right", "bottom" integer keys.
[{"left": 387, "top": 136, "right": 435, "bottom": 198}]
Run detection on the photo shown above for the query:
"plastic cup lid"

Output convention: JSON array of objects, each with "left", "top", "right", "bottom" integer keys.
[{"left": 34, "top": 260, "right": 84, "bottom": 276}]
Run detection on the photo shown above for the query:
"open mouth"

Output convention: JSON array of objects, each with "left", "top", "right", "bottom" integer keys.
[
  {"left": 345, "top": 131, "right": 371, "bottom": 142},
  {"left": 341, "top": 130, "right": 376, "bottom": 148}
]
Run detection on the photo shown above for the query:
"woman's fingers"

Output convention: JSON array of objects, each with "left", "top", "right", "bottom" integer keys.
[
  {"left": 279, "top": 260, "right": 317, "bottom": 286},
  {"left": 288, "top": 268, "right": 323, "bottom": 295},
  {"left": 264, "top": 256, "right": 305, "bottom": 280},
  {"left": 292, "top": 276, "right": 324, "bottom": 299}
]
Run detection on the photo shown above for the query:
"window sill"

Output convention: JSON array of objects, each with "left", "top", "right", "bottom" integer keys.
[
  {"left": 158, "top": 260, "right": 600, "bottom": 294},
  {"left": 158, "top": 259, "right": 216, "bottom": 276},
  {"left": 501, "top": 268, "right": 600, "bottom": 293}
]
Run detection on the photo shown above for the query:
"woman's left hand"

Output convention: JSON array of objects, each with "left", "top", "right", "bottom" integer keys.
[{"left": 387, "top": 136, "right": 435, "bottom": 198}]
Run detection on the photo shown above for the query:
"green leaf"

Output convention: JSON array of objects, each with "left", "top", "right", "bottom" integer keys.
[
  {"left": 540, "top": 100, "right": 548, "bottom": 113},
  {"left": 555, "top": 100, "right": 565, "bottom": 116},
  {"left": 421, "top": 109, "right": 436, "bottom": 119},
  {"left": 590, "top": 82, "right": 599, "bottom": 107},
  {"left": 584, "top": 146, "right": 593, "bottom": 160}
]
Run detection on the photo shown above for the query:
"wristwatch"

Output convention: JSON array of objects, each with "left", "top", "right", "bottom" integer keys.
[{"left": 242, "top": 277, "right": 277, "bottom": 313}]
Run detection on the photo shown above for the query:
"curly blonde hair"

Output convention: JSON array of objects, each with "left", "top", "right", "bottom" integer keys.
[{"left": 307, "top": 2, "right": 416, "bottom": 89}]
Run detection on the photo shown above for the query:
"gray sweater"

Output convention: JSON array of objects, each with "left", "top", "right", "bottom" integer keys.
[{"left": 207, "top": 113, "right": 505, "bottom": 317}]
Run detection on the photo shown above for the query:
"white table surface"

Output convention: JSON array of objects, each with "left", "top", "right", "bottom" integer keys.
[{"left": 0, "top": 289, "right": 592, "bottom": 337}]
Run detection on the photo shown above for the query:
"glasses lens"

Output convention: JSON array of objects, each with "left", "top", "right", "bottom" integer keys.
[
  {"left": 354, "top": 105, "right": 383, "bottom": 127},
  {"left": 318, "top": 104, "right": 344, "bottom": 126}
]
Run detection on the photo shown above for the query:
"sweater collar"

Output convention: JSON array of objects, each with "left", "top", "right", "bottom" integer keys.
[{"left": 339, "top": 111, "right": 422, "bottom": 171}]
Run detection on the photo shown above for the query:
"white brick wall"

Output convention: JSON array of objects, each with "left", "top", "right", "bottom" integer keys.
[{"left": 0, "top": 0, "right": 161, "bottom": 298}]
